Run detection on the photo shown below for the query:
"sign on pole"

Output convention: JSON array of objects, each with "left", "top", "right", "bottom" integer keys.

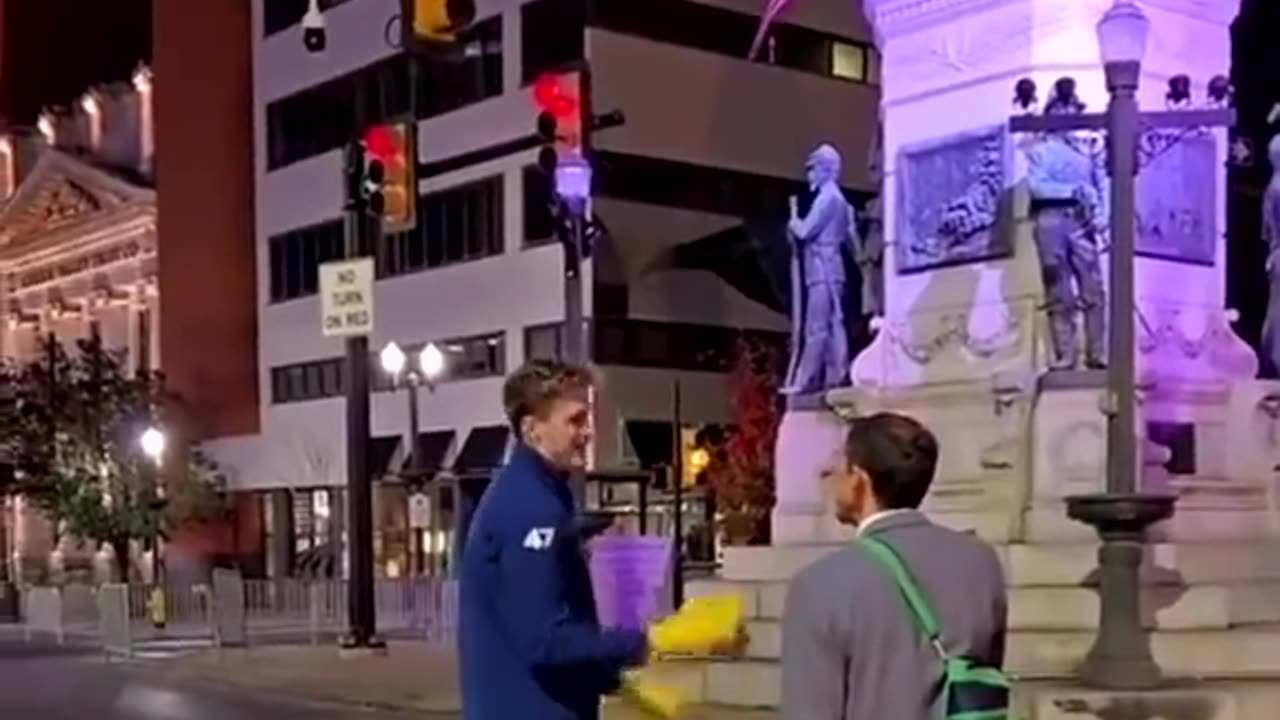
[
  {"left": 320, "top": 257, "right": 375, "bottom": 337},
  {"left": 408, "top": 492, "right": 432, "bottom": 529}
]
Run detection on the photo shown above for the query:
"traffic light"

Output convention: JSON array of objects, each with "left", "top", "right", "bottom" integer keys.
[
  {"left": 532, "top": 72, "right": 583, "bottom": 176},
  {"left": 408, "top": 0, "right": 476, "bottom": 44},
  {"left": 363, "top": 123, "right": 416, "bottom": 231}
]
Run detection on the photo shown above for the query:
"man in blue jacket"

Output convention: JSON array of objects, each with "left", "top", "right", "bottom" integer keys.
[{"left": 459, "top": 359, "right": 649, "bottom": 720}]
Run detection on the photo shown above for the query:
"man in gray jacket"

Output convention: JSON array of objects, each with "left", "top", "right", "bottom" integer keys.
[{"left": 781, "top": 413, "right": 1007, "bottom": 719}]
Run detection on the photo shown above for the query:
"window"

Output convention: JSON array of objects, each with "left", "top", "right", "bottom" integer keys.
[
  {"left": 591, "top": 318, "right": 786, "bottom": 373},
  {"left": 523, "top": 165, "right": 557, "bottom": 245},
  {"left": 263, "top": 0, "right": 355, "bottom": 38},
  {"left": 267, "top": 219, "right": 347, "bottom": 303},
  {"left": 831, "top": 42, "right": 866, "bottom": 81},
  {"left": 525, "top": 324, "right": 563, "bottom": 360},
  {"left": 584, "top": 0, "right": 875, "bottom": 84},
  {"left": 271, "top": 332, "right": 506, "bottom": 405},
  {"left": 269, "top": 178, "right": 503, "bottom": 304},
  {"left": 266, "top": 17, "right": 503, "bottom": 170},
  {"left": 377, "top": 176, "right": 505, "bottom": 279},
  {"left": 136, "top": 308, "right": 151, "bottom": 373}
]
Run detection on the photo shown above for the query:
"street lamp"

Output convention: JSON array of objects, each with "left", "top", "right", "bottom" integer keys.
[
  {"left": 380, "top": 341, "right": 445, "bottom": 574},
  {"left": 139, "top": 425, "right": 168, "bottom": 628},
  {"left": 140, "top": 426, "right": 166, "bottom": 463},
  {"left": 1064, "top": 0, "right": 1175, "bottom": 690}
]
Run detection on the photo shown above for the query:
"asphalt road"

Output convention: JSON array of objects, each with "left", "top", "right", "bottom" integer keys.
[{"left": 0, "top": 638, "right": 457, "bottom": 720}]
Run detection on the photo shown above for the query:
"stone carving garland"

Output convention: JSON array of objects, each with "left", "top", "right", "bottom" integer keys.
[{"left": 885, "top": 308, "right": 1023, "bottom": 365}]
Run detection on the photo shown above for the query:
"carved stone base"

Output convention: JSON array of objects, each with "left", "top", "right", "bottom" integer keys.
[{"left": 772, "top": 403, "right": 848, "bottom": 545}]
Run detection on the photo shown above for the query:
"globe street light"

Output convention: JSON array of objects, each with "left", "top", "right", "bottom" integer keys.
[
  {"left": 380, "top": 340, "right": 446, "bottom": 575},
  {"left": 140, "top": 426, "right": 166, "bottom": 463}
]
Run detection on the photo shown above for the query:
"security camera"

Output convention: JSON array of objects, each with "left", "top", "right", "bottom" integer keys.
[{"left": 302, "top": 0, "right": 326, "bottom": 54}]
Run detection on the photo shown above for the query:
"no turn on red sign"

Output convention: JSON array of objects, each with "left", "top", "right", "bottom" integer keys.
[{"left": 320, "top": 257, "right": 375, "bottom": 337}]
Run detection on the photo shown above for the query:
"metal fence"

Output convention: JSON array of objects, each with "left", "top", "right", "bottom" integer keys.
[{"left": 16, "top": 575, "right": 459, "bottom": 655}]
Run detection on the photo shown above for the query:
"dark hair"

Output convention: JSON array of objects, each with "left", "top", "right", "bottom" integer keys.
[
  {"left": 502, "top": 359, "right": 596, "bottom": 431},
  {"left": 844, "top": 412, "right": 938, "bottom": 510}
]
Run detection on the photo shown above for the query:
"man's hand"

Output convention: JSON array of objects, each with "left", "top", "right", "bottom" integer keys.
[{"left": 789, "top": 195, "right": 799, "bottom": 220}]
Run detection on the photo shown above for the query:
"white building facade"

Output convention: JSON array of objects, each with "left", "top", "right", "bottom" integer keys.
[{"left": 216, "top": 0, "right": 878, "bottom": 577}]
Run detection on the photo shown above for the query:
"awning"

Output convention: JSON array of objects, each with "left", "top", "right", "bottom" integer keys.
[
  {"left": 625, "top": 420, "right": 674, "bottom": 469},
  {"left": 370, "top": 435, "right": 401, "bottom": 480},
  {"left": 400, "top": 430, "right": 456, "bottom": 477},
  {"left": 453, "top": 425, "right": 510, "bottom": 473}
]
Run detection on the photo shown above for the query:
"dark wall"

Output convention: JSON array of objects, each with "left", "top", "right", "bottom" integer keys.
[
  {"left": 152, "top": 0, "right": 260, "bottom": 438},
  {"left": 1227, "top": 0, "right": 1280, "bottom": 352}
]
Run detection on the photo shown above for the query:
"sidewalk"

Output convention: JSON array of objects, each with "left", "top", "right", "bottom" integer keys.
[{"left": 160, "top": 641, "right": 775, "bottom": 719}]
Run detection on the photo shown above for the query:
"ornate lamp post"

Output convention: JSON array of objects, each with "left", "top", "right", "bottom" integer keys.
[
  {"left": 1009, "top": 0, "right": 1236, "bottom": 689},
  {"left": 140, "top": 425, "right": 167, "bottom": 628},
  {"left": 380, "top": 341, "right": 445, "bottom": 574}
]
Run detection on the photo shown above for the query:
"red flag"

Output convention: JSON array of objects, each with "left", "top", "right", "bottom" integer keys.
[{"left": 748, "top": 0, "right": 792, "bottom": 61}]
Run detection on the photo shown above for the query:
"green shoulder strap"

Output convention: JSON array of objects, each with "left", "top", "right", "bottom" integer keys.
[{"left": 857, "top": 535, "right": 947, "bottom": 657}]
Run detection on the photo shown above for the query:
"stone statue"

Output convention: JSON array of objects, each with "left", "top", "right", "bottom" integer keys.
[
  {"left": 1261, "top": 135, "right": 1280, "bottom": 377},
  {"left": 1025, "top": 78, "right": 1109, "bottom": 371},
  {"left": 856, "top": 119, "right": 886, "bottom": 322},
  {"left": 782, "top": 144, "right": 854, "bottom": 395}
]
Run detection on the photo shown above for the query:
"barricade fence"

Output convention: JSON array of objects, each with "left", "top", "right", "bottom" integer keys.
[{"left": 15, "top": 575, "right": 459, "bottom": 653}]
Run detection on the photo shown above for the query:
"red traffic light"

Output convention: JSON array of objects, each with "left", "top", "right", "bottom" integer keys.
[
  {"left": 364, "top": 125, "right": 398, "bottom": 161},
  {"left": 533, "top": 74, "right": 578, "bottom": 119}
]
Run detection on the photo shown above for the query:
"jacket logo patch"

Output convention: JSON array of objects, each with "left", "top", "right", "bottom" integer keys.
[{"left": 522, "top": 527, "right": 556, "bottom": 550}]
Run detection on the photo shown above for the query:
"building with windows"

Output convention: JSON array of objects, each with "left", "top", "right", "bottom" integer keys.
[
  {"left": 211, "top": 0, "right": 879, "bottom": 577},
  {"left": 0, "top": 71, "right": 161, "bottom": 581}
]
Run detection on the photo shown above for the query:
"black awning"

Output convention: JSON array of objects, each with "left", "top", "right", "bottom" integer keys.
[
  {"left": 453, "top": 425, "right": 510, "bottom": 473},
  {"left": 369, "top": 435, "right": 401, "bottom": 479},
  {"left": 625, "top": 420, "right": 674, "bottom": 469},
  {"left": 401, "top": 430, "right": 456, "bottom": 476}
]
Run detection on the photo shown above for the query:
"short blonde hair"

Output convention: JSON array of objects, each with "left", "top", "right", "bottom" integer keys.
[{"left": 502, "top": 359, "right": 596, "bottom": 431}]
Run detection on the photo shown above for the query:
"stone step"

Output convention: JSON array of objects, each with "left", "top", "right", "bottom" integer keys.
[
  {"left": 686, "top": 578, "right": 1280, "bottom": 631},
  {"left": 638, "top": 661, "right": 1280, "bottom": 718},
  {"left": 650, "top": 625, "right": 1280, "bottom": 709},
  {"left": 720, "top": 539, "right": 1280, "bottom": 585}
]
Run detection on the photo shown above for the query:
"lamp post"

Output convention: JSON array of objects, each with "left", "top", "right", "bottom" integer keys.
[
  {"left": 1007, "top": 0, "right": 1236, "bottom": 690},
  {"left": 556, "top": 152, "right": 592, "bottom": 366},
  {"left": 140, "top": 425, "right": 167, "bottom": 629},
  {"left": 380, "top": 341, "right": 445, "bottom": 575}
]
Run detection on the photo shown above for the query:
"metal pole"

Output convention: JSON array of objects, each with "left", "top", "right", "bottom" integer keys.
[
  {"left": 671, "top": 380, "right": 684, "bottom": 608},
  {"left": 406, "top": 380, "right": 422, "bottom": 575},
  {"left": 343, "top": 148, "right": 379, "bottom": 649},
  {"left": 1105, "top": 60, "right": 1140, "bottom": 497}
]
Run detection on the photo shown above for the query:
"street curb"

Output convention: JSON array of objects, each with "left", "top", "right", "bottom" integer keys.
[{"left": 158, "top": 671, "right": 462, "bottom": 717}]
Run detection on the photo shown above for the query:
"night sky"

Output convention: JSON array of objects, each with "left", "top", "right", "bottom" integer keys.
[{"left": 0, "top": 0, "right": 151, "bottom": 125}]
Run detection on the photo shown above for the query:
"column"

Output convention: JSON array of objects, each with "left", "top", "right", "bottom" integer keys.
[{"left": 269, "top": 489, "right": 294, "bottom": 579}]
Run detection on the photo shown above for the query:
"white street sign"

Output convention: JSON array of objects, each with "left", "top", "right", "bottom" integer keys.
[
  {"left": 320, "top": 258, "right": 374, "bottom": 337},
  {"left": 408, "top": 492, "right": 432, "bottom": 529}
]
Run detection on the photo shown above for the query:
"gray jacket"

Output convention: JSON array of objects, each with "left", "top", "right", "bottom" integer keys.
[{"left": 780, "top": 511, "right": 1007, "bottom": 720}]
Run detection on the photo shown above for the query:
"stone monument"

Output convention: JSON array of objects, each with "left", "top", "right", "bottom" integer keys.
[
  {"left": 1261, "top": 135, "right": 1280, "bottom": 377},
  {"left": 706, "top": 0, "right": 1280, "bottom": 713}
]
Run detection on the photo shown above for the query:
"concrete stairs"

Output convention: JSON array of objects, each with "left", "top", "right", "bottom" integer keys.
[{"left": 650, "top": 538, "right": 1280, "bottom": 710}]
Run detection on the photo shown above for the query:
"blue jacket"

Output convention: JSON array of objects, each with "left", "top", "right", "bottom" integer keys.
[{"left": 458, "top": 443, "right": 647, "bottom": 720}]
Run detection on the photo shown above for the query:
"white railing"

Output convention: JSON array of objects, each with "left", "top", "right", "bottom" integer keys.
[{"left": 17, "top": 576, "right": 459, "bottom": 651}]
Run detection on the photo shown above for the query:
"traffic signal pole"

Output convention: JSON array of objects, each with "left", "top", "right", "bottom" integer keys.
[{"left": 342, "top": 142, "right": 380, "bottom": 651}]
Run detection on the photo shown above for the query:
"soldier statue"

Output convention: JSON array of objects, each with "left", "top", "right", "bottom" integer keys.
[
  {"left": 1026, "top": 77, "right": 1110, "bottom": 370},
  {"left": 856, "top": 118, "right": 886, "bottom": 324},
  {"left": 781, "top": 144, "right": 854, "bottom": 395},
  {"left": 1261, "top": 135, "right": 1280, "bottom": 377}
]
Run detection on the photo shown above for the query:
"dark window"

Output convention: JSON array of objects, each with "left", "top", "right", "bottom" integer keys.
[
  {"left": 524, "top": 324, "right": 563, "bottom": 360},
  {"left": 266, "top": 17, "right": 503, "bottom": 170},
  {"left": 585, "top": 0, "right": 875, "bottom": 84},
  {"left": 269, "top": 176, "right": 502, "bottom": 303},
  {"left": 271, "top": 332, "right": 506, "bottom": 405},
  {"left": 523, "top": 165, "right": 557, "bottom": 245},
  {"left": 589, "top": 318, "right": 786, "bottom": 373},
  {"left": 521, "top": 0, "right": 586, "bottom": 83},
  {"left": 375, "top": 175, "right": 505, "bottom": 279},
  {"left": 267, "top": 218, "right": 346, "bottom": 303},
  {"left": 263, "top": 0, "right": 355, "bottom": 38},
  {"left": 441, "top": 332, "right": 507, "bottom": 380}
]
